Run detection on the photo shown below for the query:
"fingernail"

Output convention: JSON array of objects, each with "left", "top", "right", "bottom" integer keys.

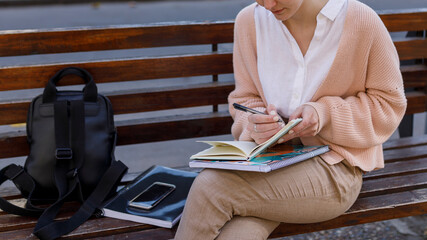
[
  {"left": 273, "top": 116, "right": 279, "bottom": 121},
  {"left": 278, "top": 138, "right": 284, "bottom": 143},
  {"left": 270, "top": 110, "right": 277, "bottom": 115},
  {"left": 288, "top": 130, "right": 294, "bottom": 135}
]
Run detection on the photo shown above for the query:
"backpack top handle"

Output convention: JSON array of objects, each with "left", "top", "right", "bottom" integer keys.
[{"left": 42, "top": 67, "right": 98, "bottom": 103}]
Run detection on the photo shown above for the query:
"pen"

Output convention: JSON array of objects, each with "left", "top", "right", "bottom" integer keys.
[{"left": 232, "top": 103, "right": 284, "bottom": 123}]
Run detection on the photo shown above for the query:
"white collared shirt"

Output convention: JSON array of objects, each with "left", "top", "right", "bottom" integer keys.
[{"left": 254, "top": 0, "right": 348, "bottom": 118}]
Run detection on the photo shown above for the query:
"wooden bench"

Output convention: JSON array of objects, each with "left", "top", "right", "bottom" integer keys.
[{"left": 0, "top": 8, "right": 426, "bottom": 239}]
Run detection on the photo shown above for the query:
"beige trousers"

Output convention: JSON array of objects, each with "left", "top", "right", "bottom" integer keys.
[{"left": 174, "top": 157, "right": 363, "bottom": 240}]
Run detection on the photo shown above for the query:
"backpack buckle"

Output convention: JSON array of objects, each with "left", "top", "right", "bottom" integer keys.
[{"left": 55, "top": 148, "right": 73, "bottom": 160}]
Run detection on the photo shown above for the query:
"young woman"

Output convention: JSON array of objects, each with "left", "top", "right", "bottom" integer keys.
[{"left": 175, "top": 0, "right": 406, "bottom": 239}]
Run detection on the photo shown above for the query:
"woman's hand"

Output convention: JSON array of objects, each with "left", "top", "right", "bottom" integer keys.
[
  {"left": 280, "top": 105, "right": 319, "bottom": 142},
  {"left": 246, "top": 104, "right": 284, "bottom": 144}
]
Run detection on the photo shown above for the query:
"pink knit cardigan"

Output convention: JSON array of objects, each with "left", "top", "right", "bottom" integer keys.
[{"left": 228, "top": 0, "right": 407, "bottom": 172}]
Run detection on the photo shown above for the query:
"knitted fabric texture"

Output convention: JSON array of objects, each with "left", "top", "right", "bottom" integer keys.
[{"left": 228, "top": 0, "right": 407, "bottom": 172}]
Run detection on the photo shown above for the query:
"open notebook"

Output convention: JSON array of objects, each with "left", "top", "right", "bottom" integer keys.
[
  {"left": 189, "top": 145, "right": 329, "bottom": 172},
  {"left": 190, "top": 118, "right": 302, "bottom": 161}
]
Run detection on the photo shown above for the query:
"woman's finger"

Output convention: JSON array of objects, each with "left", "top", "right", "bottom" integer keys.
[{"left": 253, "top": 122, "right": 282, "bottom": 133}]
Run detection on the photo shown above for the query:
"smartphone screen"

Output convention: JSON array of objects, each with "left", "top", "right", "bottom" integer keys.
[{"left": 128, "top": 182, "right": 176, "bottom": 210}]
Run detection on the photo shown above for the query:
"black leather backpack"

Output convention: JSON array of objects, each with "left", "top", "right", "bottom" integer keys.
[{"left": 0, "top": 67, "right": 128, "bottom": 240}]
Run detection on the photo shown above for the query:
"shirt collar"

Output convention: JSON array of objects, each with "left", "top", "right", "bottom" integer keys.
[{"left": 319, "top": 0, "right": 346, "bottom": 21}]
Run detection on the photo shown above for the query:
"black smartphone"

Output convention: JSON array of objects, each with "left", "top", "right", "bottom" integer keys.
[{"left": 128, "top": 182, "right": 176, "bottom": 210}]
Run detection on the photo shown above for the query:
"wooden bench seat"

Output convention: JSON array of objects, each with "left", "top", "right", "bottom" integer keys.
[
  {"left": 0, "top": 136, "right": 426, "bottom": 239},
  {"left": 0, "top": 8, "right": 426, "bottom": 239}
]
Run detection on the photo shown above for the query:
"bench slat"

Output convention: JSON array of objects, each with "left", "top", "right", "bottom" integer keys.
[
  {"left": 92, "top": 228, "right": 175, "bottom": 240},
  {"left": 0, "top": 188, "right": 25, "bottom": 201},
  {"left": 0, "top": 22, "right": 234, "bottom": 57},
  {"left": 384, "top": 144, "right": 427, "bottom": 163},
  {"left": 360, "top": 171, "right": 427, "bottom": 198},
  {"left": 0, "top": 134, "right": 27, "bottom": 159},
  {"left": 108, "top": 82, "right": 233, "bottom": 114},
  {"left": 383, "top": 135, "right": 427, "bottom": 150},
  {"left": 1, "top": 108, "right": 426, "bottom": 159},
  {"left": 0, "top": 53, "right": 233, "bottom": 91},
  {"left": 0, "top": 216, "right": 158, "bottom": 240},
  {"left": 0, "top": 84, "right": 424, "bottom": 126},
  {"left": 0, "top": 9, "right": 425, "bottom": 57},
  {"left": 0, "top": 101, "right": 28, "bottom": 125},
  {"left": 0, "top": 81, "right": 233, "bottom": 125},
  {"left": 395, "top": 39, "right": 427, "bottom": 61},
  {"left": 0, "top": 202, "right": 80, "bottom": 232},
  {"left": 0, "top": 46, "right": 422, "bottom": 93},
  {"left": 56, "top": 217, "right": 157, "bottom": 239},
  {"left": 379, "top": 9, "right": 427, "bottom": 32},
  {"left": 364, "top": 157, "right": 427, "bottom": 180},
  {"left": 405, "top": 91, "right": 427, "bottom": 115},
  {"left": 0, "top": 112, "right": 233, "bottom": 158},
  {"left": 401, "top": 64, "right": 427, "bottom": 88},
  {"left": 270, "top": 188, "right": 427, "bottom": 238},
  {"left": 116, "top": 112, "right": 233, "bottom": 145}
]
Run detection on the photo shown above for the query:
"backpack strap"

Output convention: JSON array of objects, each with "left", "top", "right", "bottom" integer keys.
[
  {"left": 53, "top": 100, "right": 73, "bottom": 161},
  {"left": 70, "top": 100, "right": 85, "bottom": 171},
  {"left": 0, "top": 164, "right": 44, "bottom": 217},
  {"left": 33, "top": 160, "right": 128, "bottom": 240},
  {"left": 32, "top": 100, "right": 85, "bottom": 238}
]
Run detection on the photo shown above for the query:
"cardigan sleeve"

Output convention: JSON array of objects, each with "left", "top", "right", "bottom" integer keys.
[
  {"left": 305, "top": 11, "right": 407, "bottom": 149},
  {"left": 228, "top": 4, "right": 266, "bottom": 141}
]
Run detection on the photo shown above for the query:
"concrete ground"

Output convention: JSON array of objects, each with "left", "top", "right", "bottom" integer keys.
[{"left": 0, "top": 0, "right": 426, "bottom": 239}]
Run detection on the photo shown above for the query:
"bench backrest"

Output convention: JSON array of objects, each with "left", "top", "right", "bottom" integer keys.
[{"left": 0, "top": 9, "right": 426, "bottom": 160}]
